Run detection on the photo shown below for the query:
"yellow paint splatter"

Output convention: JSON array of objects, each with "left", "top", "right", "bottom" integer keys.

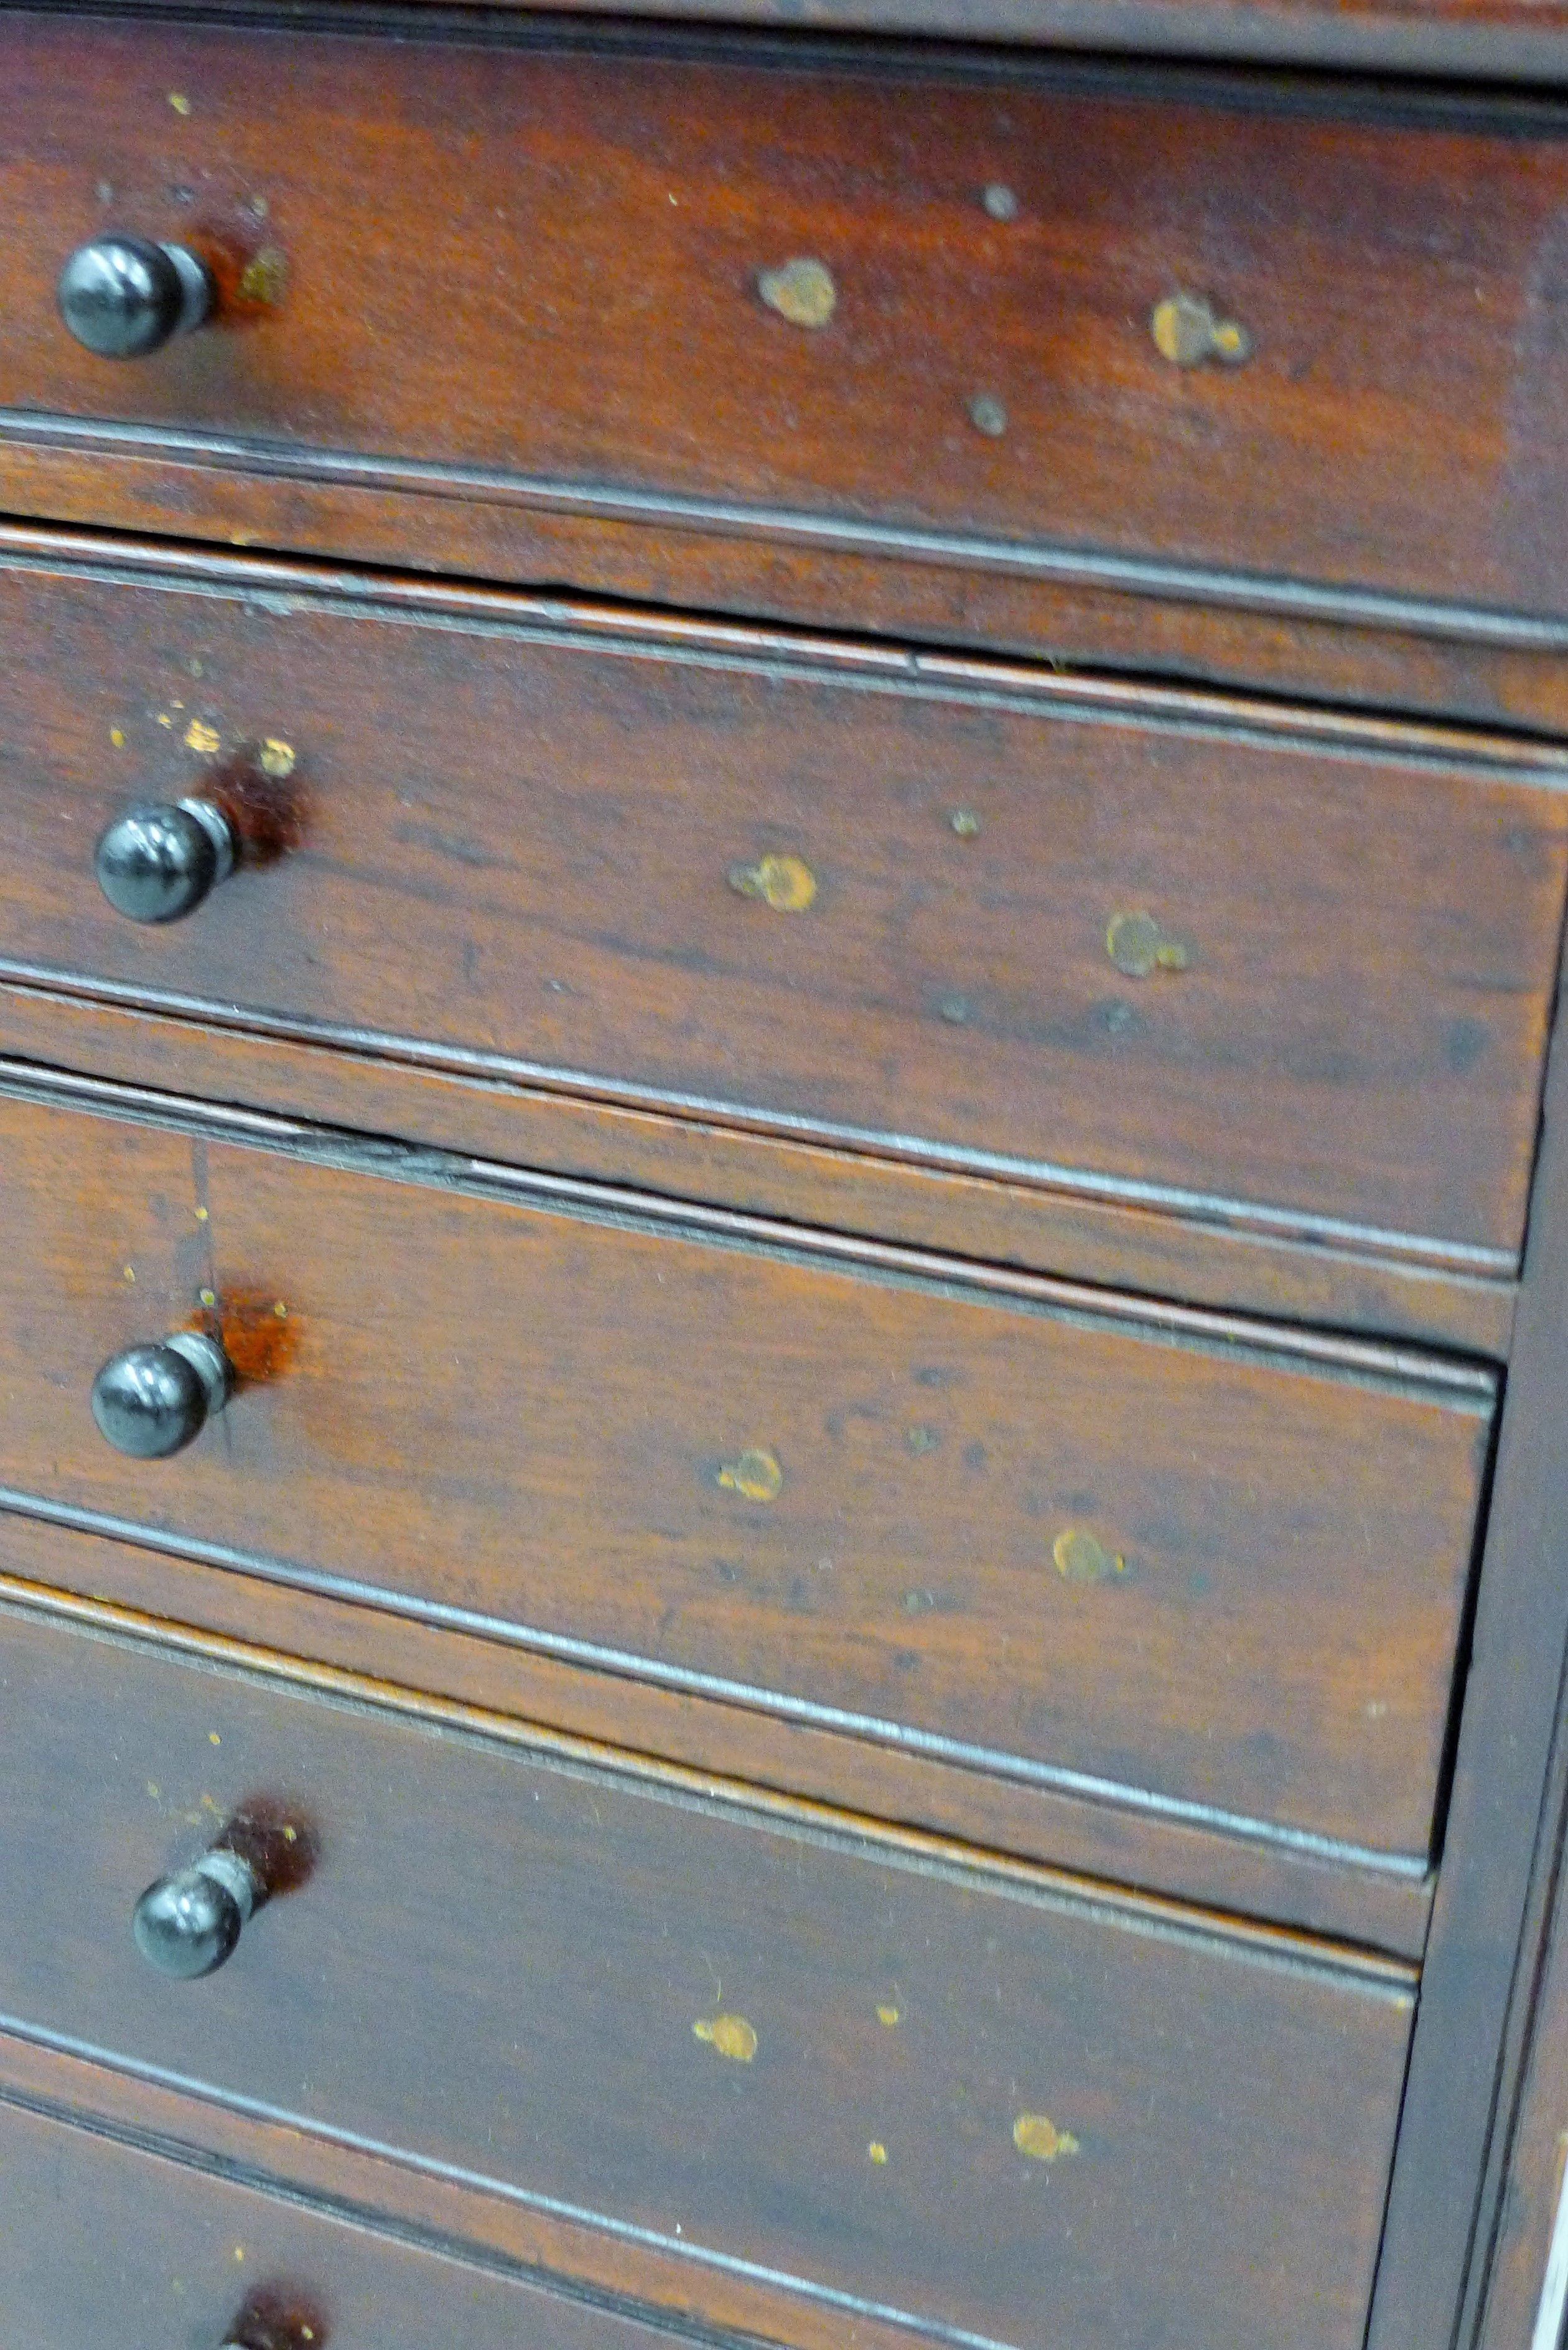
[
  {"left": 110, "top": 727, "right": 125, "bottom": 748},
  {"left": 274, "top": 1299, "right": 289, "bottom": 1318},
  {"left": 157, "top": 713, "right": 174, "bottom": 728},
  {"left": 727, "top": 852, "right": 816, "bottom": 912},
  {"left": 169, "top": 91, "right": 192, "bottom": 115},
  {"left": 208, "top": 1732, "right": 222, "bottom": 1746},
  {"left": 717, "top": 1447, "right": 783, "bottom": 1503},
  {"left": 1106, "top": 909, "right": 1190, "bottom": 978},
  {"left": 693, "top": 2013, "right": 757, "bottom": 2062},
  {"left": 868, "top": 2141, "right": 888, "bottom": 2164},
  {"left": 877, "top": 2004, "right": 900, "bottom": 2027},
  {"left": 146, "top": 1781, "right": 160, "bottom": 1799},
  {"left": 231, "top": 2243, "right": 244, "bottom": 2260},
  {"left": 123, "top": 1265, "right": 136, "bottom": 1283},
  {"left": 199, "top": 1288, "right": 217, "bottom": 1307},
  {"left": 184, "top": 718, "right": 221, "bottom": 754},
  {"left": 1053, "top": 1528, "right": 1126, "bottom": 1585},
  {"left": 1013, "top": 2113, "right": 1080, "bottom": 2163},
  {"left": 194, "top": 1204, "right": 209, "bottom": 1222},
  {"left": 238, "top": 248, "right": 289, "bottom": 306},
  {"left": 259, "top": 737, "right": 296, "bottom": 779}
]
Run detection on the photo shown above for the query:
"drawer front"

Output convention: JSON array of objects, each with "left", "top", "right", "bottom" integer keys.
[
  {"left": 0, "top": 2092, "right": 676, "bottom": 2350},
  {"left": 2, "top": 553, "right": 1566, "bottom": 1264},
  {"left": 0, "top": 1598, "right": 1414, "bottom": 2350},
  {"left": 3, "top": 22, "right": 1568, "bottom": 622},
  {"left": 0, "top": 1082, "right": 1490, "bottom": 1866}
]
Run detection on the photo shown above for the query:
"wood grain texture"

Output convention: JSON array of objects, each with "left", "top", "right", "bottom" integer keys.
[
  {"left": 0, "top": 1516, "right": 1436, "bottom": 1952},
  {"left": 0, "top": 2090, "right": 698, "bottom": 2350},
  {"left": 2, "top": 19, "right": 1568, "bottom": 626},
  {"left": 9, "top": 439, "right": 1568, "bottom": 739},
  {"left": 0, "top": 1078, "right": 1493, "bottom": 1866},
  {"left": 38, "top": 0, "right": 1568, "bottom": 85},
  {"left": 32, "top": 0, "right": 1568, "bottom": 83},
  {"left": 1, "top": 544, "right": 1563, "bottom": 1264},
  {"left": 0, "top": 1593, "right": 1416, "bottom": 2350},
  {"left": 0, "top": 2020, "right": 933, "bottom": 2350},
  {"left": 0, "top": 976, "right": 1516, "bottom": 1359},
  {"left": 1368, "top": 948, "right": 1568, "bottom": 2350},
  {"left": 1469, "top": 1857, "right": 1568, "bottom": 2350}
]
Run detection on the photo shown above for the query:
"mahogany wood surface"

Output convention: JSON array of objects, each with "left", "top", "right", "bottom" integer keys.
[
  {"left": 0, "top": 977, "right": 1520, "bottom": 1358},
  {"left": 2, "top": 17, "right": 1568, "bottom": 637},
  {"left": 0, "top": 1519, "right": 1436, "bottom": 1952},
  {"left": 0, "top": 1073, "right": 1495, "bottom": 1871},
  {"left": 11, "top": 438, "right": 1568, "bottom": 738},
  {"left": 41, "top": 0, "right": 1568, "bottom": 83},
  {"left": 0, "top": 1589, "right": 1416, "bottom": 2350},
  {"left": 0, "top": 538, "right": 1563, "bottom": 1269},
  {"left": 1366, "top": 942, "right": 1568, "bottom": 2350},
  {"left": 0, "top": 2089, "right": 697, "bottom": 2350}
]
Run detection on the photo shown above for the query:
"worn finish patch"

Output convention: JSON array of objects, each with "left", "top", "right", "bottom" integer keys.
[
  {"left": 1053, "top": 1527, "right": 1126, "bottom": 1585},
  {"left": 1013, "top": 2112, "right": 1081, "bottom": 2162},
  {"left": 757, "top": 257, "right": 837, "bottom": 329},
  {"left": 727, "top": 851, "right": 817, "bottom": 912},
  {"left": 717, "top": 1446, "right": 784, "bottom": 1502},
  {"left": 1106, "top": 909, "right": 1191, "bottom": 977},
  {"left": 694, "top": 2013, "right": 758, "bottom": 2062},
  {"left": 1150, "top": 290, "right": 1253, "bottom": 368}
]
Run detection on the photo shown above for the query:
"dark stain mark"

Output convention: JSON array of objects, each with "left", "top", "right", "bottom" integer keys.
[
  {"left": 205, "top": 742, "right": 307, "bottom": 866},
  {"left": 186, "top": 1285, "right": 301, "bottom": 1390},
  {"left": 395, "top": 818, "right": 508, "bottom": 872},
  {"left": 221, "top": 1793, "right": 320, "bottom": 1902},
  {"left": 219, "top": 2279, "right": 330, "bottom": 2350},
  {"left": 963, "top": 1439, "right": 990, "bottom": 1472}
]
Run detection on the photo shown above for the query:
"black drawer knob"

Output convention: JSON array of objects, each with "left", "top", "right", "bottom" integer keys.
[
  {"left": 91, "top": 1331, "right": 233, "bottom": 1458},
  {"left": 134, "top": 1843, "right": 264, "bottom": 1980},
  {"left": 95, "top": 797, "right": 237, "bottom": 924},
  {"left": 57, "top": 233, "right": 213, "bottom": 358}
]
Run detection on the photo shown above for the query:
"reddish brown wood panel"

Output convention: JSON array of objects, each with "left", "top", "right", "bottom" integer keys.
[
  {"left": 7, "top": 447, "right": 1568, "bottom": 739},
  {"left": 0, "top": 2092, "right": 689, "bottom": 2350},
  {"left": 0, "top": 1596, "right": 1415, "bottom": 2350},
  {"left": 0, "top": 1525, "right": 1437, "bottom": 1953},
  {"left": 1, "top": 549, "right": 1564, "bottom": 1263},
  {"left": 2, "top": 19, "right": 1568, "bottom": 628},
  {"left": 0, "top": 1080, "right": 1491, "bottom": 1866},
  {"left": 0, "top": 976, "right": 1517, "bottom": 1359}
]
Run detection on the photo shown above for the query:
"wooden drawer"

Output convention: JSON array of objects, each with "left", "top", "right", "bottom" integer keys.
[
  {"left": 0, "top": 2090, "right": 690, "bottom": 2350},
  {"left": 4, "top": 21, "right": 1568, "bottom": 632},
  {"left": 0, "top": 1593, "right": 1415, "bottom": 2350},
  {"left": 0, "top": 1078, "right": 1491, "bottom": 1878},
  {"left": 2, "top": 544, "right": 1566, "bottom": 1268}
]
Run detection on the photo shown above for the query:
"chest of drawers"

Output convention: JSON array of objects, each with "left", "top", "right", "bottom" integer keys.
[{"left": 6, "top": 7, "right": 1568, "bottom": 2350}]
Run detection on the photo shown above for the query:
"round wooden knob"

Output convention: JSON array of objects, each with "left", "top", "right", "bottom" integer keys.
[
  {"left": 57, "top": 233, "right": 213, "bottom": 358},
  {"left": 133, "top": 1846, "right": 262, "bottom": 1979},
  {"left": 91, "top": 1331, "right": 233, "bottom": 1458},
  {"left": 95, "top": 798, "right": 237, "bottom": 923}
]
